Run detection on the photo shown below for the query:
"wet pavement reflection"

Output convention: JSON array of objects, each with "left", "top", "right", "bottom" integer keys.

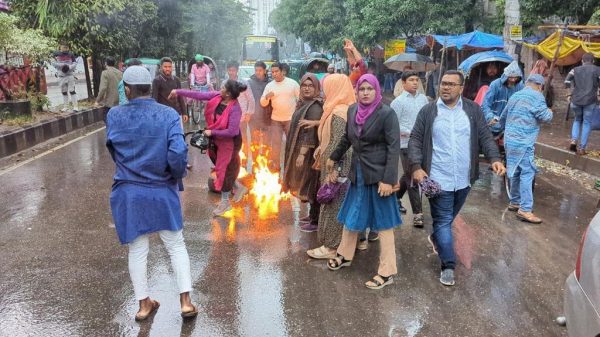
[{"left": 0, "top": 129, "right": 596, "bottom": 336}]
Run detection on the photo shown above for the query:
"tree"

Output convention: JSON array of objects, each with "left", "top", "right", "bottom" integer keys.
[
  {"left": 0, "top": 13, "right": 56, "bottom": 63},
  {"left": 271, "top": 0, "right": 347, "bottom": 51},
  {"left": 272, "top": 0, "right": 495, "bottom": 51},
  {"left": 520, "top": 0, "right": 600, "bottom": 25},
  {"left": 11, "top": 0, "right": 253, "bottom": 96}
]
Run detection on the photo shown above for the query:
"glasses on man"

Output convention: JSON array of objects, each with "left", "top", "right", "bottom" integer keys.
[
  {"left": 440, "top": 81, "right": 463, "bottom": 88},
  {"left": 358, "top": 87, "right": 376, "bottom": 93}
]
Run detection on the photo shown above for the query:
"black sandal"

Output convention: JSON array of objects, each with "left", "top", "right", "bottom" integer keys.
[
  {"left": 365, "top": 275, "right": 394, "bottom": 290},
  {"left": 327, "top": 254, "right": 352, "bottom": 271}
]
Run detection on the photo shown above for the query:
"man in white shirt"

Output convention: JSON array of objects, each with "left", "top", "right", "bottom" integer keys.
[
  {"left": 260, "top": 62, "right": 300, "bottom": 172},
  {"left": 390, "top": 70, "right": 429, "bottom": 227}
]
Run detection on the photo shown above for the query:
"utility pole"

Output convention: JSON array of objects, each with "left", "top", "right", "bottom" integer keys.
[{"left": 504, "top": 0, "right": 521, "bottom": 60}]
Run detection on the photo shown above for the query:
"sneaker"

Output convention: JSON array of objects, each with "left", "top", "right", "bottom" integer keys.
[
  {"left": 367, "top": 231, "right": 379, "bottom": 242},
  {"left": 299, "top": 222, "right": 318, "bottom": 233},
  {"left": 307, "top": 245, "right": 336, "bottom": 259},
  {"left": 186, "top": 164, "right": 193, "bottom": 170},
  {"left": 72, "top": 106, "right": 80, "bottom": 112},
  {"left": 413, "top": 214, "right": 424, "bottom": 228},
  {"left": 577, "top": 147, "right": 587, "bottom": 156},
  {"left": 357, "top": 239, "right": 368, "bottom": 251},
  {"left": 440, "top": 269, "right": 455, "bottom": 286},
  {"left": 60, "top": 107, "right": 69, "bottom": 112},
  {"left": 232, "top": 184, "right": 248, "bottom": 203},
  {"left": 213, "top": 200, "right": 232, "bottom": 216},
  {"left": 507, "top": 204, "right": 519, "bottom": 212}
]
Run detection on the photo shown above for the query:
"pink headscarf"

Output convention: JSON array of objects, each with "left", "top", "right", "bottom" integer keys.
[{"left": 355, "top": 74, "right": 382, "bottom": 132}]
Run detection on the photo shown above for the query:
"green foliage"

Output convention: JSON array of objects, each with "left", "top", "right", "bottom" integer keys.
[
  {"left": 11, "top": 0, "right": 252, "bottom": 61},
  {"left": 521, "top": 0, "right": 600, "bottom": 25},
  {"left": 589, "top": 8, "right": 600, "bottom": 24},
  {"left": 272, "top": 0, "right": 347, "bottom": 51},
  {"left": 272, "top": 0, "right": 493, "bottom": 50},
  {"left": 28, "top": 92, "right": 50, "bottom": 112},
  {"left": 0, "top": 13, "right": 56, "bottom": 63}
]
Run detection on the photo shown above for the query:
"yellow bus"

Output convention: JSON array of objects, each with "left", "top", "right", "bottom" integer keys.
[{"left": 241, "top": 35, "right": 280, "bottom": 66}]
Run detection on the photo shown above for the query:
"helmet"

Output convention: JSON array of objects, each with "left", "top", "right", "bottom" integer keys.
[
  {"left": 189, "top": 130, "right": 210, "bottom": 153},
  {"left": 194, "top": 54, "right": 204, "bottom": 62}
]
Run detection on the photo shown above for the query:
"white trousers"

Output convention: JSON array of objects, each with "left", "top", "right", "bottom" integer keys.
[{"left": 128, "top": 230, "right": 192, "bottom": 301}]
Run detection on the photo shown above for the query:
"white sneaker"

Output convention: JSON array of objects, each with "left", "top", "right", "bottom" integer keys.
[
  {"left": 213, "top": 200, "right": 232, "bottom": 216},
  {"left": 232, "top": 185, "right": 248, "bottom": 203},
  {"left": 60, "top": 107, "right": 69, "bottom": 112}
]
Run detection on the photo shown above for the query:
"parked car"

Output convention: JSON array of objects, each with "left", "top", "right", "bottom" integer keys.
[{"left": 561, "top": 210, "right": 600, "bottom": 337}]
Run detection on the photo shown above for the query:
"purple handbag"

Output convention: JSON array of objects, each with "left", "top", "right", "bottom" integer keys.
[
  {"left": 419, "top": 177, "right": 442, "bottom": 198},
  {"left": 317, "top": 180, "right": 349, "bottom": 204}
]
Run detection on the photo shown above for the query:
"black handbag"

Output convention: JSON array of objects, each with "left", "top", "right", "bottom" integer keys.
[{"left": 186, "top": 130, "right": 210, "bottom": 153}]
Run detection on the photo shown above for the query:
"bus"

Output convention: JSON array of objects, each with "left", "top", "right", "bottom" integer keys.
[{"left": 241, "top": 35, "right": 280, "bottom": 66}]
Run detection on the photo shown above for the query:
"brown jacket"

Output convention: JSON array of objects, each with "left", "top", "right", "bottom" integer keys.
[{"left": 96, "top": 67, "right": 122, "bottom": 107}]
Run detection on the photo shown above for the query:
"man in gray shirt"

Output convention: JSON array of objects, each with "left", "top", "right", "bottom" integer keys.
[{"left": 566, "top": 53, "right": 600, "bottom": 155}]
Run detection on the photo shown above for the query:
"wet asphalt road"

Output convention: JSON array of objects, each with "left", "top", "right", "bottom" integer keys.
[{"left": 0, "top": 126, "right": 597, "bottom": 337}]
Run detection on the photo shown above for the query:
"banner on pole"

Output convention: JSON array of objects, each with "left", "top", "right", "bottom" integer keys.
[
  {"left": 384, "top": 39, "right": 407, "bottom": 59},
  {"left": 510, "top": 25, "right": 523, "bottom": 41}
]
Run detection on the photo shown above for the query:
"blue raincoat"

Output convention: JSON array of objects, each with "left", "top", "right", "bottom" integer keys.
[
  {"left": 482, "top": 61, "right": 524, "bottom": 134},
  {"left": 499, "top": 86, "right": 553, "bottom": 178}
]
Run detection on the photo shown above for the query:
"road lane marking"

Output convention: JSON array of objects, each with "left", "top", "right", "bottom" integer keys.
[{"left": 0, "top": 126, "right": 106, "bottom": 177}]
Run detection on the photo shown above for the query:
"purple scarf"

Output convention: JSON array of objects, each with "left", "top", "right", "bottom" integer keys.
[{"left": 355, "top": 74, "right": 382, "bottom": 134}]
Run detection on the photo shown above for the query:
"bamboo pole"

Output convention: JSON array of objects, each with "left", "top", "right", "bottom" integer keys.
[
  {"left": 436, "top": 37, "right": 448, "bottom": 99},
  {"left": 538, "top": 25, "right": 600, "bottom": 30},
  {"left": 544, "top": 28, "right": 566, "bottom": 98}
]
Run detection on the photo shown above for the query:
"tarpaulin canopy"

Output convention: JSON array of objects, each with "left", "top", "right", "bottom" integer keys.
[
  {"left": 458, "top": 50, "right": 513, "bottom": 77},
  {"left": 427, "top": 31, "right": 504, "bottom": 51},
  {"left": 523, "top": 30, "right": 600, "bottom": 66}
]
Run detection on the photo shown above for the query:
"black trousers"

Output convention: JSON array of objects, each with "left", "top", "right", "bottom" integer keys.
[{"left": 397, "top": 148, "right": 422, "bottom": 214}]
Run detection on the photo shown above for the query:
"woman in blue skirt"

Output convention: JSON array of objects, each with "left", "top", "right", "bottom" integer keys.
[{"left": 326, "top": 74, "right": 402, "bottom": 290}]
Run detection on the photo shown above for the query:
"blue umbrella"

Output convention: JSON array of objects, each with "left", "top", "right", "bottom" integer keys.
[{"left": 458, "top": 50, "right": 513, "bottom": 78}]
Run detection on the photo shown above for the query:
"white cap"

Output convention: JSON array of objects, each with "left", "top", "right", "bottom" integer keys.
[{"left": 122, "top": 65, "right": 153, "bottom": 85}]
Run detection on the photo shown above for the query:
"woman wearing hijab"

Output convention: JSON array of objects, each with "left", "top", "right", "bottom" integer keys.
[
  {"left": 306, "top": 74, "right": 356, "bottom": 259},
  {"left": 169, "top": 80, "right": 249, "bottom": 216},
  {"left": 325, "top": 74, "right": 401, "bottom": 290},
  {"left": 282, "top": 74, "right": 323, "bottom": 232}
]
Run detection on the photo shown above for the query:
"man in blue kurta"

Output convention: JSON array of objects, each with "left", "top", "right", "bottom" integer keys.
[
  {"left": 106, "top": 66, "right": 198, "bottom": 321},
  {"left": 500, "top": 74, "right": 553, "bottom": 224}
]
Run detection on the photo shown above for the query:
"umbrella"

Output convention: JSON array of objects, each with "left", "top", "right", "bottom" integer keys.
[
  {"left": 458, "top": 50, "right": 513, "bottom": 77},
  {"left": 384, "top": 53, "right": 436, "bottom": 72}
]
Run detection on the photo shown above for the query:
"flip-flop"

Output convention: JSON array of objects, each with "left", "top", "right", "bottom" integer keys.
[
  {"left": 134, "top": 300, "right": 160, "bottom": 322},
  {"left": 181, "top": 304, "right": 199, "bottom": 319}
]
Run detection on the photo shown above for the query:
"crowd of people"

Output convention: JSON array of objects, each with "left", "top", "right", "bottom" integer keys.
[{"left": 99, "top": 38, "right": 600, "bottom": 321}]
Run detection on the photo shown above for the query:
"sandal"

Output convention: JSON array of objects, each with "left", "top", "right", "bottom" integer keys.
[
  {"left": 181, "top": 304, "right": 199, "bottom": 319},
  {"left": 134, "top": 299, "right": 160, "bottom": 322},
  {"left": 327, "top": 254, "right": 351, "bottom": 271},
  {"left": 365, "top": 275, "right": 394, "bottom": 290}
]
